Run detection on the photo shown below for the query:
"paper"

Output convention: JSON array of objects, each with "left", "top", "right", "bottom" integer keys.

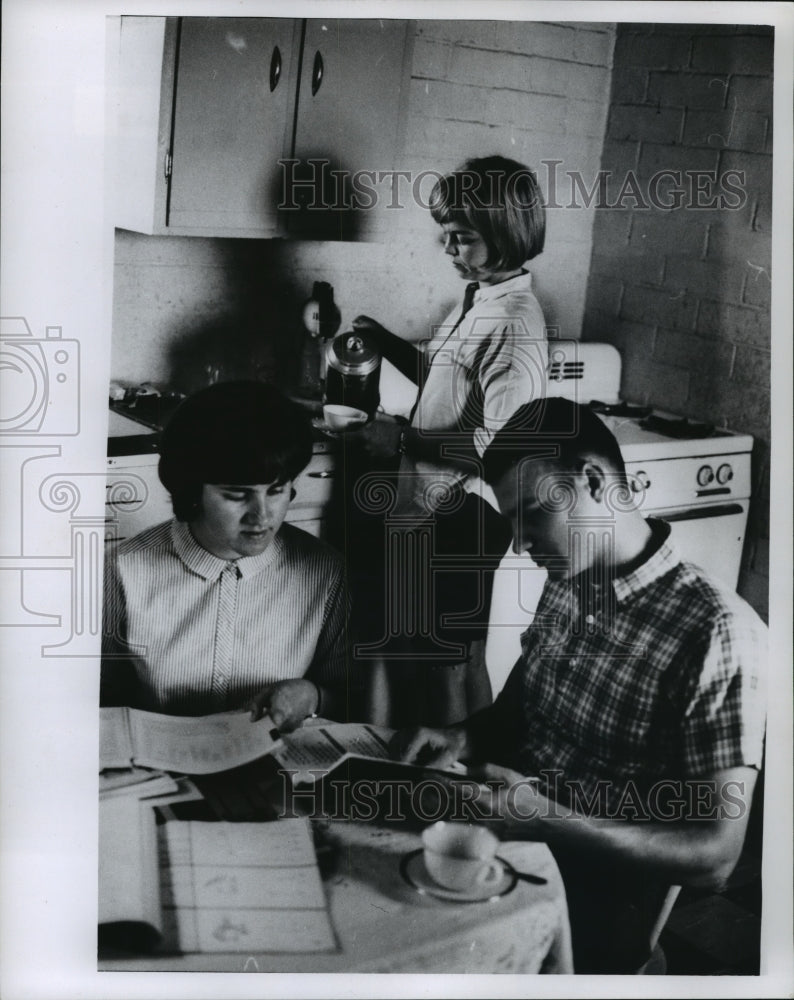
[
  {"left": 272, "top": 722, "right": 468, "bottom": 784},
  {"left": 100, "top": 707, "right": 281, "bottom": 774},
  {"left": 158, "top": 818, "right": 336, "bottom": 953},
  {"left": 98, "top": 797, "right": 162, "bottom": 946},
  {"left": 272, "top": 722, "right": 393, "bottom": 771}
]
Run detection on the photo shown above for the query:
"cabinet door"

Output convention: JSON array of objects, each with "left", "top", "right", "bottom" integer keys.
[
  {"left": 285, "top": 19, "right": 414, "bottom": 240},
  {"left": 106, "top": 457, "right": 173, "bottom": 545},
  {"left": 167, "top": 17, "right": 299, "bottom": 235}
]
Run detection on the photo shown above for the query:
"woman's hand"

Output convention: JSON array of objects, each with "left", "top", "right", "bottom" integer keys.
[
  {"left": 249, "top": 678, "right": 320, "bottom": 733},
  {"left": 351, "top": 314, "right": 391, "bottom": 343},
  {"left": 345, "top": 415, "right": 403, "bottom": 461},
  {"left": 351, "top": 315, "right": 422, "bottom": 385}
]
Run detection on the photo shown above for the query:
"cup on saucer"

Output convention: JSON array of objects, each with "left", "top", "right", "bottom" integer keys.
[
  {"left": 421, "top": 821, "right": 502, "bottom": 893},
  {"left": 322, "top": 404, "right": 368, "bottom": 431}
]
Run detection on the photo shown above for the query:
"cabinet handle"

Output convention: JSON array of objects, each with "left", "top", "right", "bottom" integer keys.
[
  {"left": 311, "top": 51, "right": 324, "bottom": 96},
  {"left": 269, "top": 46, "right": 282, "bottom": 92}
]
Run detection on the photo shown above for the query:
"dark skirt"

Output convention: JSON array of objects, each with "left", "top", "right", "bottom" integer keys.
[{"left": 328, "top": 453, "right": 512, "bottom": 725}]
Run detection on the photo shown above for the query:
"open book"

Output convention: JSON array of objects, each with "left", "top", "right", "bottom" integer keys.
[
  {"left": 100, "top": 707, "right": 281, "bottom": 775},
  {"left": 99, "top": 800, "right": 334, "bottom": 955}
]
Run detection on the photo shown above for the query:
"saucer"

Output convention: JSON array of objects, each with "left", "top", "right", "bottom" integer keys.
[{"left": 400, "top": 849, "right": 517, "bottom": 903}]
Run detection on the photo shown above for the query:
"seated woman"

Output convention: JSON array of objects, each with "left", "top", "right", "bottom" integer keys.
[{"left": 101, "top": 381, "right": 352, "bottom": 732}]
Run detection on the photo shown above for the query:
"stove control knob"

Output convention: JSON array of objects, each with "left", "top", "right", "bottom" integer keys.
[
  {"left": 630, "top": 470, "right": 651, "bottom": 492},
  {"left": 696, "top": 464, "right": 714, "bottom": 487},
  {"left": 716, "top": 463, "right": 733, "bottom": 485}
]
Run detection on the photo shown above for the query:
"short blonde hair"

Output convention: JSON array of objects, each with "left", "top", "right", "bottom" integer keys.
[{"left": 429, "top": 155, "right": 546, "bottom": 270}]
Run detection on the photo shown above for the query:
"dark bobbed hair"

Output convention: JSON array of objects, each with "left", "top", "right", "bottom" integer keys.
[
  {"left": 429, "top": 155, "right": 546, "bottom": 270},
  {"left": 482, "top": 397, "right": 628, "bottom": 488},
  {"left": 158, "top": 381, "right": 314, "bottom": 522}
]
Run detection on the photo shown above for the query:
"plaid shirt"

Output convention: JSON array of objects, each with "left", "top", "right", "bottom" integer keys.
[{"left": 487, "top": 519, "right": 767, "bottom": 815}]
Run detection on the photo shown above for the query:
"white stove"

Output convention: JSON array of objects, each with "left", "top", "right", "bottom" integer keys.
[{"left": 485, "top": 341, "right": 754, "bottom": 692}]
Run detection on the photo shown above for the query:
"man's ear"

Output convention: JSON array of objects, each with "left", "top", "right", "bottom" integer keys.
[{"left": 580, "top": 459, "right": 607, "bottom": 502}]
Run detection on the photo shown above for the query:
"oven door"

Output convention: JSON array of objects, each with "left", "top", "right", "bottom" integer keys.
[{"left": 649, "top": 500, "right": 749, "bottom": 590}]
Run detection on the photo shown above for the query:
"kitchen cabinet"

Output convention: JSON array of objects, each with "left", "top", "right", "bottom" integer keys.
[{"left": 115, "top": 16, "right": 414, "bottom": 240}]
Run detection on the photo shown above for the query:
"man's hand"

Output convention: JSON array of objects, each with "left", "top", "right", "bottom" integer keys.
[
  {"left": 389, "top": 726, "right": 467, "bottom": 769},
  {"left": 467, "top": 762, "right": 545, "bottom": 836},
  {"left": 345, "top": 415, "right": 403, "bottom": 461},
  {"left": 249, "top": 679, "right": 319, "bottom": 733}
]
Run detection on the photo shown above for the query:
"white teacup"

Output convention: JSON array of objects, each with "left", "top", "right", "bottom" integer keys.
[
  {"left": 422, "top": 821, "right": 501, "bottom": 893},
  {"left": 322, "top": 404, "right": 368, "bottom": 430}
]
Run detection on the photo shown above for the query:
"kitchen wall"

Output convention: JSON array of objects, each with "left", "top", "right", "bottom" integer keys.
[
  {"left": 581, "top": 23, "right": 773, "bottom": 620},
  {"left": 112, "top": 19, "right": 616, "bottom": 410}
]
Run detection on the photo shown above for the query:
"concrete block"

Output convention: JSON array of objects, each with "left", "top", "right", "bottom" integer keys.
[
  {"left": 683, "top": 109, "right": 768, "bottom": 152},
  {"left": 409, "top": 78, "right": 491, "bottom": 122},
  {"left": 621, "top": 284, "right": 699, "bottom": 332},
  {"left": 411, "top": 39, "right": 451, "bottom": 80},
  {"left": 629, "top": 214, "right": 708, "bottom": 257},
  {"left": 487, "top": 89, "right": 568, "bottom": 130},
  {"left": 495, "top": 21, "right": 613, "bottom": 64},
  {"left": 532, "top": 58, "right": 610, "bottom": 103},
  {"left": 404, "top": 115, "right": 507, "bottom": 160},
  {"left": 647, "top": 72, "right": 729, "bottom": 109},
  {"left": 613, "top": 31, "right": 691, "bottom": 69},
  {"left": 590, "top": 207, "right": 632, "bottom": 246},
  {"left": 721, "top": 390, "right": 771, "bottom": 441},
  {"left": 720, "top": 148, "right": 773, "bottom": 185},
  {"left": 608, "top": 104, "right": 683, "bottom": 144},
  {"left": 417, "top": 21, "right": 499, "bottom": 48},
  {"left": 637, "top": 142, "right": 720, "bottom": 179},
  {"left": 591, "top": 248, "right": 665, "bottom": 286},
  {"left": 707, "top": 223, "right": 771, "bottom": 269},
  {"left": 691, "top": 34, "right": 774, "bottom": 74},
  {"left": 696, "top": 300, "right": 770, "bottom": 348},
  {"left": 620, "top": 359, "right": 691, "bottom": 412},
  {"left": 653, "top": 327, "right": 735, "bottom": 377},
  {"left": 727, "top": 74, "right": 774, "bottom": 114},
  {"left": 585, "top": 275, "right": 623, "bottom": 316},
  {"left": 663, "top": 257, "right": 749, "bottom": 303},
  {"left": 609, "top": 65, "right": 650, "bottom": 104},
  {"left": 564, "top": 98, "right": 611, "bottom": 140},
  {"left": 599, "top": 138, "right": 641, "bottom": 175},
  {"left": 732, "top": 344, "right": 771, "bottom": 388},
  {"left": 741, "top": 267, "right": 772, "bottom": 309},
  {"left": 447, "top": 45, "right": 531, "bottom": 90}
]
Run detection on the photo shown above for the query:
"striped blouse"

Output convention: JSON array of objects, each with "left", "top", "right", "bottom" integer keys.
[{"left": 102, "top": 519, "right": 349, "bottom": 715}]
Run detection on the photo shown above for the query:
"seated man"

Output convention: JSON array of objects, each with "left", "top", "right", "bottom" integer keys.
[
  {"left": 393, "top": 397, "right": 767, "bottom": 973},
  {"left": 102, "top": 381, "right": 352, "bottom": 731}
]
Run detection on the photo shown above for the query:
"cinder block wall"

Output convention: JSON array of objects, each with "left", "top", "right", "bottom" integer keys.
[{"left": 582, "top": 23, "right": 773, "bottom": 620}]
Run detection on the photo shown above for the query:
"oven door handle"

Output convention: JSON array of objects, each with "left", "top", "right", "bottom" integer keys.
[{"left": 664, "top": 503, "right": 744, "bottom": 523}]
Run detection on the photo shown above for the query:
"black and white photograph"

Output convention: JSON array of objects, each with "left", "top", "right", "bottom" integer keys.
[{"left": 1, "top": 2, "right": 792, "bottom": 997}]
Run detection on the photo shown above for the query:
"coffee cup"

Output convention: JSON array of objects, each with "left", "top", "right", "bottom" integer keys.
[
  {"left": 322, "top": 403, "right": 368, "bottom": 431},
  {"left": 421, "top": 821, "right": 502, "bottom": 893}
]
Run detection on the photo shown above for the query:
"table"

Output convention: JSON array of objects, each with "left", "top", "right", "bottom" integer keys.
[{"left": 99, "top": 766, "right": 573, "bottom": 974}]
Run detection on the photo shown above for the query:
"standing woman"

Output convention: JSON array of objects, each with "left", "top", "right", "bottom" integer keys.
[{"left": 347, "top": 155, "right": 548, "bottom": 726}]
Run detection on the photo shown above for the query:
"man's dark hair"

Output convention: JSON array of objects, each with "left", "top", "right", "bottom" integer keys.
[
  {"left": 482, "top": 397, "right": 628, "bottom": 486},
  {"left": 158, "top": 381, "right": 313, "bottom": 521}
]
